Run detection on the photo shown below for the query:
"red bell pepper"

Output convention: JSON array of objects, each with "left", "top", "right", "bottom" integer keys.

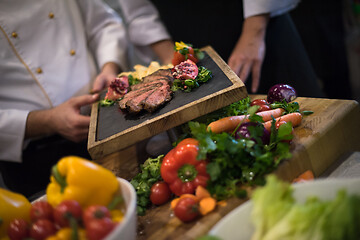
[{"left": 160, "top": 138, "right": 210, "bottom": 196}]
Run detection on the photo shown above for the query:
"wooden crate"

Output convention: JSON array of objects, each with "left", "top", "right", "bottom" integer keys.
[{"left": 88, "top": 46, "right": 248, "bottom": 159}]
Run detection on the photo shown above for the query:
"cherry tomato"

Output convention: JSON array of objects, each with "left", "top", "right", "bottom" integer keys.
[
  {"left": 173, "top": 197, "right": 199, "bottom": 222},
  {"left": 150, "top": 182, "right": 172, "bottom": 205},
  {"left": 29, "top": 219, "right": 56, "bottom": 240},
  {"left": 85, "top": 218, "right": 115, "bottom": 240},
  {"left": 172, "top": 51, "right": 185, "bottom": 66},
  {"left": 30, "top": 201, "right": 54, "bottom": 222},
  {"left": 53, "top": 200, "right": 82, "bottom": 227},
  {"left": 186, "top": 53, "right": 198, "bottom": 63},
  {"left": 257, "top": 104, "right": 271, "bottom": 112},
  {"left": 7, "top": 218, "right": 29, "bottom": 240},
  {"left": 250, "top": 99, "right": 268, "bottom": 106},
  {"left": 83, "top": 205, "right": 111, "bottom": 227}
]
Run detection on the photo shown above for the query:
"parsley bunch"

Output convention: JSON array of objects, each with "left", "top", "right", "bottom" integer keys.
[
  {"left": 130, "top": 155, "right": 163, "bottom": 215},
  {"left": 187, "top": 118, "right": 293, "bottom": 200}
]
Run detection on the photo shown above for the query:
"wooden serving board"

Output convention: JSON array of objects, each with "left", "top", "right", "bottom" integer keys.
[
  {"left": 93, "top": 95, "right": 360, "bottom": 240},
  {"left": 88, "top": 46, "right": 248, "bottom": 159}
]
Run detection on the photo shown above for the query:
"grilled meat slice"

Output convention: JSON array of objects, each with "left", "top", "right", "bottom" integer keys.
[
  {"left": 131, "top": 79, "right": 168, "bottom": 91},
  {"left": 125, "top": 89, "right": 157, "bottom": 113},
  {"left": 119, "top": 68, "right": 174, "bottom": 114},
  {"left": 142, "top": 69, "right": 174, "bottom": 83},
  {"left": 143, "top": 83, "right": 172, "bottom": 112}
]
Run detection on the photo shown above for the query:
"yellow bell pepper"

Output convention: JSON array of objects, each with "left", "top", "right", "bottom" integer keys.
[
  {"left": 46, "top": 227, "right": 87, "bottom": 240},
  {"left": 46, "top": 156, "right": 119, "bottom": 208},
  {"left": 110, "top": 209, "right": 124, "bottom": 223},
  {"left": 0, "top": 188, "right": 31, "bottom": 238}
]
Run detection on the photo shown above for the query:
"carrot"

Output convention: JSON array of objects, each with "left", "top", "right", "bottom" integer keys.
[
  {"left": 195, "top": 186, "right": 211, "bottom": 200},
  {"left": 199, "top": 197, "right": 217, "bottom": 215},
  {"left": 256, "top": 108, "right": 285, "bottom": 121},
  {"left": 263, "top": 112, "right": 302, "bottom": 132},
  {"left": 179, "top": 194, "right": 199, "bottom": 202},
  {"left": 293, "top": 170, "right": 315, "bottom": 183},
  {"left": 207, "top": 108, "right": 285, "bottom": 134},
  {"left": 216, "top": 200, "right": 227, "bottom": 207},
  {"left": 170, "top": 198, "right": 180, "bottom": 210},
  {"left": 207, "top": 115, "right": 249, "bottom": 133}
]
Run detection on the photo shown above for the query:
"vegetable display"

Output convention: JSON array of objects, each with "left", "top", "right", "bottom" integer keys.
[
  {"left": 3, "top": 157, "right": 126, "bottom": 240},
  {"left": 129, "top": 82, "right": 312, "bottom": 222}
]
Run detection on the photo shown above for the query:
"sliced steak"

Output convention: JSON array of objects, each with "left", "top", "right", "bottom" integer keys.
[
  {"left": 131, "top": 79, "right": 168, "bottom": 91},
  {"left": 119, "top": 87, "right": 152, "bottom": 109},
  {"left": 143, "top": 83, "right": 172, "bottom": 112},
  {"left": 142, "top": 69, "right": 174, "bottom": 83},
  {"left": 125, "top": 89, "right": 157, "bottom": 113},
  {"left": 118, "top": 68, "right": 174, "bottom": 114}
]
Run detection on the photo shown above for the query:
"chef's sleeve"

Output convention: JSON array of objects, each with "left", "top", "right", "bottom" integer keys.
[
  {"left": 243, "top": 0, "right": 300, "bottom": 19},
  {"left": 77, "top": 0, "right": 129, "bottom": 71},
  {"left": 117, "top": 0, "right": 171, "bottom": 46},
  {"left": 0, "top": 109, "right": 29, "bottom": 162}
]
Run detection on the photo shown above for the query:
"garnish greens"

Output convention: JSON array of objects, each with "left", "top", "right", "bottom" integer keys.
[
  {"left": 172, "top": 66, "right": 212, "bottom": 92},
  {"left": 186, "top": 114, "right": 293, "bottom": 200},
  {"left": 127, "top": 74, "right": 141, "bottom": 86},
  {"left": 99, "top": 98, "right": 116, "bottom": 107},
  {"left": 130, "top": 155, "right": 163, "bottom": 216}
]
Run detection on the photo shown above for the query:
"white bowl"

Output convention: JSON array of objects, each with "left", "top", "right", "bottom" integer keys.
[
  {"left": 209, "top": 177, "right": 360, "bottom": 240},
  {"left": 106, "top": 178, "right": 137, "bottom": 240},
  {"left": 33, "top": 178, "right": 137, "bottom": 240}
]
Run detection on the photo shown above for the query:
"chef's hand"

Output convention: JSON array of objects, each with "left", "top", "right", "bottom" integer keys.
[
  {"left": 25, "top": 94, "right": 99, "bottom": 142},
  {"left": 91, "top": 62, "right": 121, "bottom": 93},
  {"left": 228, "top": 14, "right": 269, "bottom": 93},
  {"left": 150, "top": 39, "right": 175, "bottom": 65}
]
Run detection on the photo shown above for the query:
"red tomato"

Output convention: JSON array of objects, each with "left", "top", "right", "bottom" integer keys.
[
  {"left": 150, "top": 182, "right": 172, "bottom": 205},
  {"left": 250, "top": 99, "right": 268, "bottom": 106},
  {"left": 53, "top": 200, "right": 82, "bottom": 227},
  {"left": 29, "top": 219, "right": 56, "bottom": 240},
  {"left": 186, "top": 53, "right": 198, "bottom": 63},
  {"left": 85, "top": 218, "right": 115, "bottom": 240},
  {"left": 83, "top": 205, "right": 111, "bottom": 227},
  {"left": 7, "top": 218, "right": 29, "bottom": 240},
  {"left": 172, "top": 51, "right": 185, "bottom": 66},
  {"left": 30, "top": 201, "right": 54, "bottom": 222},
  {"left": 257, "top": 104, "right": 271, "bottom": 112},
  {"left": 187, "top": 46, "right": 195, "bottom": 55},
  {"left": 173, "top": 197, "right": 199, "bottom": 223}
]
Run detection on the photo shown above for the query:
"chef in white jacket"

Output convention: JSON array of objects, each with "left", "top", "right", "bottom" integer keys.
[{"left": 0, "top": 0, "right": 173, "bottom": 197}]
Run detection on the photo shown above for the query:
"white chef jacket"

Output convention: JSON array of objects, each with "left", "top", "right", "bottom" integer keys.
[
  {"left": 118, "top": 0, "right": 171, "bottom": 65},
  {"left": 0, "top": 0, "right": 170, "bottom": 162},
  {"left": 243, "top": 0, "right": 300, "bottom": 18}
]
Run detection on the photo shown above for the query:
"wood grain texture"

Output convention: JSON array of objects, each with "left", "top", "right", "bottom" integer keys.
[{"left": 88, "top": 46, "right": 247, "bottom": 160}]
